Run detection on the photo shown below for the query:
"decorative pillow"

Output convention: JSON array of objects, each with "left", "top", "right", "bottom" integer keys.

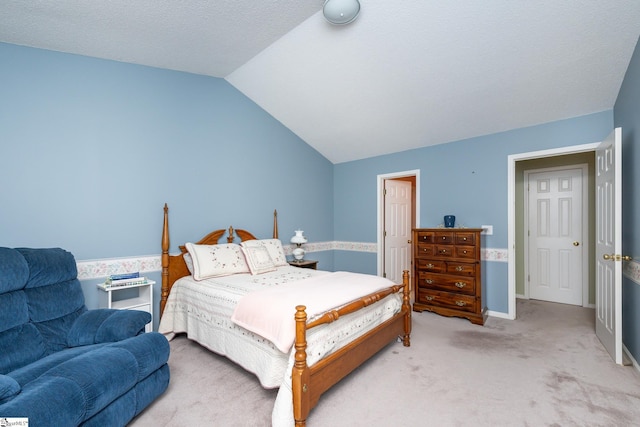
[
  {"left": 185, "top": 243, "right": 250, "bottom": 280},
  {"left": 241, "top": 239, "right": 288, "bottom": 267},
  {"left": 241, "top": 245, "right": 277, "bottom": 275}
]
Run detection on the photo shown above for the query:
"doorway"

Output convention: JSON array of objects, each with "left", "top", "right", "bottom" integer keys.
[
  {"left": 508, "top": 144, "right": 598, "bottom": 320},
  {"left": 377, "top": 170, "right": 420, "bottom": 290},
  {"left": 524, "top": 164, "right": 590, "bottom": 306}
]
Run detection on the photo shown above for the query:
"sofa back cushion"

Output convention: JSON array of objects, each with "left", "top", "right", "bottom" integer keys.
[{"left": 0, "top": 248, "right": 86, "bottom": 374}]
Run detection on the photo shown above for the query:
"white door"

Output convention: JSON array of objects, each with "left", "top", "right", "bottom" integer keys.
[
  {"left": 384, "top": 179, "right": 412, "bottom": 285},
  {"left": 595, "top": 128, "right": 624, "bottom": 364},
  {"left": 526, "top": 166, "right": 586, "bottom": 305}
]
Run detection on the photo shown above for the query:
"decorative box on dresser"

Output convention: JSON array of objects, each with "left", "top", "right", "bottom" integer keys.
[{"left": 412, "top": 228, "right": 487, "bottom": 325}]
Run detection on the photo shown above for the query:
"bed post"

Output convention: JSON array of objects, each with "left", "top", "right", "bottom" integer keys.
[
  {"left": 402, "top": 269, "right": 412, "bottom": 346},
  {"left": 292, "top": 305, "right": 310, "bottom": 427},
  {"left": 161, "top": 204, "right": 170, "bottom": 317},
  {"left": 273, "top": 209, "right": 278, "bottom": 239}
]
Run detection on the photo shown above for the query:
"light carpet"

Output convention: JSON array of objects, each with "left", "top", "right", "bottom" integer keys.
[{"left": 129, "top": 299, "right": 640, "bottom": 426}]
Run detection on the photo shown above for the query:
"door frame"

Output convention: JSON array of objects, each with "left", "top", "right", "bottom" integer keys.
[
  {"left": 377, "top": 169, "right": 420, "bottom": 277},
  {"left": 523, "top": 163, "right": 590, "bottom": 306},
  {"left": 508, "top": 143, "right": 598, "bottom": 320}
]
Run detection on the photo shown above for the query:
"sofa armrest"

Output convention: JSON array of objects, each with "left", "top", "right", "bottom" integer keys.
[{"left": 67, "top": 309, "right": 151, "bottom": 347}]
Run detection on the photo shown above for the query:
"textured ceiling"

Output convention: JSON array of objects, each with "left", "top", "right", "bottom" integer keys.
[{"left": 2, "top": 1, "right": 640, "bottom": 163}]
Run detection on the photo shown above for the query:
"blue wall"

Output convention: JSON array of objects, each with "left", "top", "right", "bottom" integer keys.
[
  {"left": 334, "top": 111, "right": 614, "bottom": 313},
  {"left": 0, "top": 43, "right": 334, "bottom": 257},
  {"left": 614, "top": 36, "right": 640, "bottom": 363}
]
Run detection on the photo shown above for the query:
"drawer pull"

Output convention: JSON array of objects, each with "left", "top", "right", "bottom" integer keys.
[
  {"left": 422, "top": 236, "right": 428, "bottom": 240},
  {"left": 463, "top": 250, "right": 468, "bottom": 254},
  {"left": 442, "top": 236, "right": 446, "bottom": 240},
  {"left": 425, "top": 279, "right": 434, "bottom": 284},
  {"left": 455, "top": 282, "right": 466, "bottom": 288},
  {"left": 455, "top": 266, "right": 464, "bottom": 272},
  {"left": 426, "top": 263, "right": 435, "bottom": 269},
  {"left": 425, "top": 296, "right": 434, "bottom": 301},
  {"left": 440, "top": 250, "right": 448, "bottom": 254},
  {"left": 463, "top": 237, "right": 467, "bottom": 241},
  {"left": 455, "top": 301, "right": 467, "bottom": 307}
]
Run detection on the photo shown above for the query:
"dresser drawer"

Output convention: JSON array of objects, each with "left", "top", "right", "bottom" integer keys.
[
  {"left": 455, "top": 232, "right": 476, "bottom": 245},
  {"left": 415, "top": 231, "right": 435, "bottom": 244},
  {"left": 416, "top": 289, "right": 477, "bottom": 313},
  {"left": 446, "top": 262, "right": 476, "bottom": 276},
  {"left": 454, "top": 245, "right": 476, "bottom": 259},
  {"left": 416, "top": 244, "right": 436, "bottom": 258},
  {"left": 417, "top": 272, "right": 476, "bottom": 295},
  {"left": 434, "top": 232, "right": 454, "bottom": 244},
  {"left": 434, "top": 245, "right": 453, "bottom": 257},
  {"left": 415, "top": 259, "right": 446, "bottom": 272}
]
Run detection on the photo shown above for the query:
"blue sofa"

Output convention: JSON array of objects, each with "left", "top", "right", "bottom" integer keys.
[{"left": 0, "top": 247, "right": 170, "bottom": 426}]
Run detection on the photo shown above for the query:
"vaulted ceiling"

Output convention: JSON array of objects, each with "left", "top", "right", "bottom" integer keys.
[{"left": 2, "top": 1, "right": 640, "bottom": 163}]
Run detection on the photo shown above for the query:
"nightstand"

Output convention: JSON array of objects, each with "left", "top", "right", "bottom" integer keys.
[
  {"left": 97, "top": 280, "right": 154, "bottom": 332},
  {"left": 288, "top": 260, "right": 318, "bottom": 270}
]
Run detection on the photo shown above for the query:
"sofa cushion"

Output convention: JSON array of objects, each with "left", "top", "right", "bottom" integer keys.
[
  {"left": 25, "top": 278, "right": 86, "bottom": 354},
  {"left": 34, "top": 307, "right": 86, "bottom": 355},
  {"left": 17, "top": 247, "right": 77, "bottom": 289},
  {"left": 7, "top": 345, "right": 104, "bottom": 387},
  {"left": 26, "top": 279, "right": 85, "bottom": 323},
  {"left": 0, "top": 324, "right": 46, "bottom": 375},
  {"left": 49, "top": 346, "right": 140, "bottom": 419},
  {"left": 0, "top": 375, "right": 20, "bottom": 404},
  {"left": 0, "top": 290, "right": 28, "bottom": 333},
  {"left": 0, "top": 247, "right": 29, "bottom": 293},
  {"left": 0, "top": 375, "right": 86, "bottom": 425},
  {"left": 1, "top": 346, "right": 140, "bottom": 424}
]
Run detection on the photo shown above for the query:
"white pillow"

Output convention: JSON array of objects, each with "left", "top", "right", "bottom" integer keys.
[
  {"left": 185, "top": 242, "right": 250, "bottom": 280},
  {"left": 241, "top": 245, "right": 277, "bottom": 275},
  {"left": 241, "top": 239, "right": 287, "bottom": 267}
]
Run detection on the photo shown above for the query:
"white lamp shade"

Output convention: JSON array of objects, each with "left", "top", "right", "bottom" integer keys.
[
  {"left": 290, "top": 230, "right": 307, "bottom": 245},
  {"left": 323, "top": 0, "right": 360, "bottom": 25}
]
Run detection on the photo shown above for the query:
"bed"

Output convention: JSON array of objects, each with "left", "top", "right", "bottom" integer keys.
[{"left": 158, "top": 204, "right": 411, "bottom": 426}]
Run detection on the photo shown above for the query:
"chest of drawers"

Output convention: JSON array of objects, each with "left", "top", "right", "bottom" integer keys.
[{"left": 412, "top": 228, "right": 486, "bottom": 325}]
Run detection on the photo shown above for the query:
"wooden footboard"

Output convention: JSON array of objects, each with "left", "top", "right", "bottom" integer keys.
[{"left": 292, "top": 270, "right": 411, "bottom": 426}]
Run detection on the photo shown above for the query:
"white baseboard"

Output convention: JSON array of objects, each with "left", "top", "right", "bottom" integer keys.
[{"left": 623, "top": 344, "right": 640, "bottom": 373}]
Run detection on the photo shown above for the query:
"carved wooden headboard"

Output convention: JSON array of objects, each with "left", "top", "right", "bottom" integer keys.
[{"left": 160, "top": 203, "right": 278, "bottom": 316}]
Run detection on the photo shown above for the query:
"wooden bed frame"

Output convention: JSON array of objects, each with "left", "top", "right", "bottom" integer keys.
[{"left": 160, "top": 204, "right": 412, "bottom": 426}]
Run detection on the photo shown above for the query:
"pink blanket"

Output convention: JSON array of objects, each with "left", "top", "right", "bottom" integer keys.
[{"left": 230, "top": 271, "right": 395, "bottom": 353}]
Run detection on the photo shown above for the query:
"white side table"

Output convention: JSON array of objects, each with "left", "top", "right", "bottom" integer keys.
[{"left": 96, "top": 280, "right": 154, "bottom": 333}]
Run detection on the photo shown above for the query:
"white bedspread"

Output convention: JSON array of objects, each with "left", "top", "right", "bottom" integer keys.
[
  {"left": 158, "top": 266, "right": 404, "bottom": 427},
  {"left": 159, "top": 266, "right": 324, "bottom": 387},
  {"left": 231, "top": 271, "right": 396, "bottom": 352}
]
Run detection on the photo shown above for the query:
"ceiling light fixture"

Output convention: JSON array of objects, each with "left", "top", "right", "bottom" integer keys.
[{"left": 323, "top": 0, "right": 361, "bottom": 25}]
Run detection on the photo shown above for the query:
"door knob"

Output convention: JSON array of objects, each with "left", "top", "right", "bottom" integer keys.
[
  {"left": 603, "top": 254, "right": 633, "bottom": 261},
  {"left": 407, "top": 240, "right": 412, "bottom": 244},
  {"left": 573, "top": 241, "right": 580, "bottom": 246}
]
